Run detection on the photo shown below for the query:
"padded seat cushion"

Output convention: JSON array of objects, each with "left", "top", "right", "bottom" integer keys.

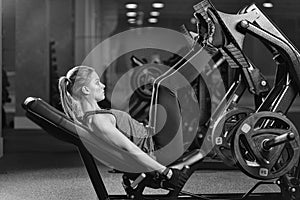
[{"left": 22, "top": 97, "right": 158, "bottom": 173}]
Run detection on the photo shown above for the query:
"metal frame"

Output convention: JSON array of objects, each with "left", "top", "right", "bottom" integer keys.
[{"left": 22, "top": 98, "right": 284, "bottom": 200}]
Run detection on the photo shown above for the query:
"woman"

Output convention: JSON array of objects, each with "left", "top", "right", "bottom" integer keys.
[{"left": 58, "top": 65, "right": 189, "bottom": 190}]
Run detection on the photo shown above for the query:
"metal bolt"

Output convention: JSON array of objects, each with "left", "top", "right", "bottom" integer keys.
[
  {"left": 261, "top": 80, "right": 267, "bottom": 86},
  {"left": 240, "top": 20, "right": 249, "bottom": 28}
]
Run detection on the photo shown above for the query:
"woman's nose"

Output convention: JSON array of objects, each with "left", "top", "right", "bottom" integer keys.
[{"left": 100, "top": 82, "right": 105, "bottom": 89}]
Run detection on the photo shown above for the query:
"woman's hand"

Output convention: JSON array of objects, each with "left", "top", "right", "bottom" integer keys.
[{"left": 160, "top": 166, "right": 190, "bottom": 190}]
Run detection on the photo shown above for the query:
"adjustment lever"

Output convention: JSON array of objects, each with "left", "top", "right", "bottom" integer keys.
[
  {"left": 130, "top": 173, "right": 146, "bottom": 189},
  {"left": 262, "top": 132, "right": 295, "bottom": 151}
]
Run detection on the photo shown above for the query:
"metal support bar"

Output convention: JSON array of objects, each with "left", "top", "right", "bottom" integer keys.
[
  {"left": 108, "top": 192, "right": 282, "bottom": 200},
  {"left": 263, "top": 132, "right": 295, "bottom": 150},
  {"left": 241, "top": 181, "right": 278, "bottom": 199},
  {"left": 239, "top": 19, "right": 300, "bottom": 91},
  {"left": 78, "top": 146, "right": 110, "bottom": 200}
]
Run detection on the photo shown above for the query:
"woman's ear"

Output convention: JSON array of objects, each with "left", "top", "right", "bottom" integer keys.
[{"left": 81, "top": 86, "right": 90, "bottom": 95}]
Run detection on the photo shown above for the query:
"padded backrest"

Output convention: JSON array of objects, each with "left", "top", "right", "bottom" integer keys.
[
  {"left": 23, "top": 97, "right": 85, "bottom": 145},
  {"left": 22, "top": 97, "right": 156, "bottom": 173}
]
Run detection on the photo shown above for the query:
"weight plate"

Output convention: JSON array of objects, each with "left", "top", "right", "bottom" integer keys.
[
  {"left": 212, "top": 107, "right": 254, "bottom": 167},
  {"left": 233, "top": 111, "right": 300, "bottom": 180}
]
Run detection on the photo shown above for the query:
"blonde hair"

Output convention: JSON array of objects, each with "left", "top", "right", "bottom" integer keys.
[{"left": 58, "top": 66, "right": 95, "bottom": 123}]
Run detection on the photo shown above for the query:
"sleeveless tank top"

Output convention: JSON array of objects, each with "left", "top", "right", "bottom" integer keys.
[{"left": 82, "top": 109, "right": 156, "bottom": 159}]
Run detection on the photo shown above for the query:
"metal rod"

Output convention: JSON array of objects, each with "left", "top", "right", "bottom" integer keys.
[
  {"left": 130, "top": 173, "right": 146, "bottom": 189},
  {"left": 241, "top": 181, "right": 276, "bottom": 199},
  {"left": 179, "top": 190, "right": 213, "bottom": 200},
  {"left": 263, "top": 132, "right": 295, "bottom": 150}
]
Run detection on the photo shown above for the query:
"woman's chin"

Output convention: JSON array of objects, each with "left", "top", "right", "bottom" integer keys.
[{"left": 97, "top": 96, "right": 105, "bottom": 102}]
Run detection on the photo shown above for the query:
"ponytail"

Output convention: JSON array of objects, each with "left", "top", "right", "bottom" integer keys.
[{"left": 58, "top": 76, "right": 83, "bottom": 123}]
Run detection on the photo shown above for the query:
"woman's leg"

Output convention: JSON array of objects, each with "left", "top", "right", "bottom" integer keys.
[
  {"left": 152, "top": 86, "right": 182, "bottom": 147},
  {"left": 151, "top": 85, "right": 185, "bottom": 165}
]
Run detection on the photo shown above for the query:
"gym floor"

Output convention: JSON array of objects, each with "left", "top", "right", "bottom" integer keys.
[{"left": 0, "top": 129, "right": 280, "bottom": 200}]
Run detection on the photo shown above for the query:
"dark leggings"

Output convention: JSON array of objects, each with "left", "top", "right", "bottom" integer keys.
[
  {"left": 151, "top": 61, "right": 201, "bottom": 149},
  {"left": 152, "top": 85, "right": 182, "bottom": 149},
  {"left": 150, "top": 84, "right": 185, "bottom": 164},
  {"left": 149, "top": 53, "right": 212, "bottom": 164}
]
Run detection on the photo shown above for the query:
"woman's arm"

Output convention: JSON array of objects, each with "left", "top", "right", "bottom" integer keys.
[{"left": 90, "top": 114, "right": 167, "bottom": 173}]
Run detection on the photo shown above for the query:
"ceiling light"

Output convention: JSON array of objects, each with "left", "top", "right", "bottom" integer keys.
[
  {"left": 125, "top": 3, "right": 138, "bottom": 9},
  {"left": 263, "top": 0, "right": 273, "bottom": 8},
  {"left": 150, "top": 11, "right": 160, "bottom": 17},
  {"left": 126, "top": 12, "right": 137, "bottom": 17},
  {"left": 128, "top": 18, "right": 136, "bottom": 24},
  {"left": 152, "top": 2, "right": 164, "bottom": 9},
  {"left": 148, "top": 18, "right": 158, "bottom": 23}
]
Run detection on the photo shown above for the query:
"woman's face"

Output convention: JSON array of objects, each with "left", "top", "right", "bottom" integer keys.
[{"left": 85, "top": 71, "right": 105, "bottom": 102}]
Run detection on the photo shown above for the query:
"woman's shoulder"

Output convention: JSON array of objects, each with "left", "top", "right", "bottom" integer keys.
[
  {"left": 109, "top": 109, "right": 130, "bottom": 117},
  {"left": 84, "top": 110, "right": 114, "bottom": 125},
  {"left": 84, "top": 109, "right": 112, "bottom": 118}
]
